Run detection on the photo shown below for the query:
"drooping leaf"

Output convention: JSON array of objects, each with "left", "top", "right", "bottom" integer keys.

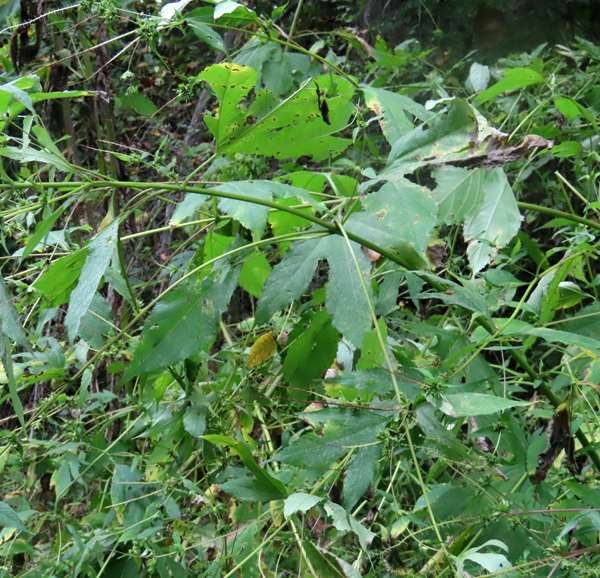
[
  {"left": 433, "top": 166, "right": 486, "bottom": 225},
  {"left": 124, "top": 266, "right": 239, "bottom": 379},
  {"left": 343, "top": 443, "right": 381, "bottom": 510},
  {"left": 362, "top": 85, "right": 433, "bottom": 145},
  {"left": 0, "top": 337, "right": 25, "bottom": 429},
  {"left": 282, "top": 308, "right": 339, "bottom": 390},
  {"left": 65, "top": 221, "right": 119, "bottom": 340},
  {"left": 246, "top": 331, "right": 277, "bottom": 368},
  {"left": 186, "top": 18, "right": 225, "bottom": 51},
  {"left": 463, "top": 168, "right": 522, "bottom": 273},
  {"left": 183, "top": 404, "right": 207, "bottom": 437},
  {"left": 0, "top": 501, "right": 29, "bottom": 533},
  {"left": 323, "top": 500, "right": 376, "bottom": 550}
]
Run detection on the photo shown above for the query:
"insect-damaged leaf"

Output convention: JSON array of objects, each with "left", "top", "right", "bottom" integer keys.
[
  {"left": 124, "top": 266, "right": 239, "bottom": 379},
  {"left": 345, "top": 177, "right": 436, "bottom": 270},
  {"left": 199, "top": 63, "right": 354, "bottom": 159},
  {"left": 256, "top": 235, "right": 373, "bottom": 347}
]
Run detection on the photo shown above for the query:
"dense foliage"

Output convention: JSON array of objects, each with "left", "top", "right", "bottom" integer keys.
[{"left": 2, "top": 1, "right": 600, "bottom": 577}]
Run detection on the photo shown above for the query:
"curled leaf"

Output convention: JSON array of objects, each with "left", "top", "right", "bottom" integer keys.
[{"left": 246, "top": 331, "right": 277, "bottom": 368}]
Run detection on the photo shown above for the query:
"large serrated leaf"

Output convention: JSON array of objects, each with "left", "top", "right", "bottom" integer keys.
[
  {"left": 256, "top": 235, "right": 372, "bottom": 346},
  {"left": 200, "top": 63, "right": 353, "bottom": 159},
  {"left": 124, "top": 266, "right": 239, "bottom": 379},
  {"left": 275, "top": 408, "right": 389, "bottom": 469},
  {"left": 65, "top": 221, "right": 119, "bottom": 341},
  {"left": 345, "top": 178, "right": 436, "bottom": 270},
  {"left": 463, "top": 168, "right": 522, "bottom": 274}
]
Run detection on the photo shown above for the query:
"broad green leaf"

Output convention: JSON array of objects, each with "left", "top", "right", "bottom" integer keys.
[
  {"left": 183, "top": 404, "right": 207, "bottom": 437},
  {"left": 77, "top": 293, "right": 114, "bottom": 349},
  {"left": 275, "top": 408, "right": 389, "bottom": 469},
  {"left": 0, "top": 145, "right": 71, "bottom": 172},
  {"left": 284, "top": 492, "right": 323, "bottom": 517},
  {"left": 262, "top": 47, "right": 309, "bottom": 97},
  {"left": 422, "top": 277, "right": 490, "bottom": 318},
  {"left": 32, "top": 250, "right": 88, "bottom": 307},
  {"left": 343, "top": 443, "right": 381, "bottom": 510},
  {"left": 474, "top": 67, "right": 545, "bottom": 105},
  {"left": 444, "top": 393, "right": 529, "bottom": 417},
  {"left": 214, "top": 0, "right": 243, "bottom": 19},
  {"left": 186, "top": 18, "right": 225, "bottom": 51},
  {"left": 0, "top": 274, "right": 29, "bottom": 349},
  {"left": 362, "top": 85, "right": 433, "bottom": 145},
  {"left": 283, "top": 308, "right": 339, "bottom": 390},
  {"left": 416, "top": 404, "right": 474, "bottom": 462},
  {"left": 219, "top": 476, "right": 285, "bottom": 502},
  {"left": 234, "top": 38, "right": 280, "bottom": 75},
  {"left": 200, "top": 63, "right": 353, "bottom": 159},
  {"left": 357, "top": 318, "right": 388, "bottom": 370},
  {"left": 0, "top": 502, "right": 29, "bottom": 533},
  {"left": 345, "top": 177, "right": 436, "bottom": 270},
  {"left": 551, "top": 141, "right": 584, "bottom": 157},
  {"left": 122, "top": 93, "right": 157, "bottom": 116},
  {"left": 239, "top": 251, "right": 271, "bottom": 298},
  {"left": 555, "top": 97, "right": 580, "bottom": 121},
  {"left": 51, "top": 461, "right": 71, "bottom": 500},
  {"left": 463, "top": 168, "right": 522, "bottom": 273},
  {"left": 65, "top": 221, "right": 119, "bottom": 341},
  {"left": 256, "top": 236, "right": 327, "bottom": 324},
  {"left": 169, "top": 193, "right": 206, "bottom": 226},
  {"left": 433, "top": 166, "right": 486, "bottom": 225},
  {"left": 325, "top": 236, "right": 373, "bottom": 347},
  {"left": 125, "top": 267, "right": 239, "bottom": 379}
]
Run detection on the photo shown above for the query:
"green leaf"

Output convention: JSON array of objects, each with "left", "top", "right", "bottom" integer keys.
[
  {"left": 0, "top": 337, "right": 25, "bottom": 429},
  {"left": 474, "top": 67, "right": 545, "bottom": 105},
  {"left": 551, "top": 141, "right": 584, "bottom": 157},
  {"left": 325, "top": 368, "right": 421, "bottom": 400},
  {"left": 275, "top": 408, "right": 389, "bottom": 469},
  {"left": 416, "top": 404, "right": 474, "bottom": 462},
  {"left": 362, "top": 85, "right": 433, "bottom": 145},
  {"left": 262, "top": 47, "right": 309, "bottom": 97},
  {"left": 283, "top": 492, "right": 323, "bottom": 517},
  {"left": 323, "top": 500, "right": 375, "bottom": 549},
  {"left": 200, "top": 63, "right": 353, "bottom": 159},
  {"left": 186, "top": 18, "right": 225, "bottom": 51},
  {"left": 345, "top": 177, "right": 436, "bottom": 270},
  {"left": 183, "top": 404, "right": 207, "bottom": 437},
  {"left": 0, "top": 502, "right": 29, "bottom": 533},
  {"left": 468, "top": 62, "right": 490, "bottom": 93},
  {"left": 65, "top": 221, "right": 119, "bottom": 341},
  {"left": 51, "top": 460, "right": 71, "bottom": 500},
  {"left": 0, "top": 274, "right": 29, "bottom": 349},
  {"left": 463, "top": 169, "right": 522, "bottom": 273},
  {"left": 444, "top": 393, "right": 529, "bottom": 417},
  {"left": 125, "top": 267, "right": 239, "bottom": 379},
  {"left": 239, "top": 251, "right": 271, "bottom": 298},
  {"left": 433, "top": 166, "right": 486, "bottom": 225},
  {"left": 122, "top": 93, "right": 158, "bottom": 116},
  {"left": 32, "top": 250, "right": 88, "bottom": 307},
  {"left": 219, "top": 475, "right": 285, "bottom": 502},
  {"left": 555, "top": 97, "right": 580, "bottom": 122},
  {"left": 21, "top": 199, "right": 75, "bottom": 260},
  {"left": 77, "top": 293, "right": 114, "bottom": 349},
  {"left": 422, "top": 277, "right": 490, "bottom": 318},
  {"left": 343, "top": 443, "right": 381, "bottom": 510},
  {"left": 283, "top": 308, "right": 339, "bottom": 390}
]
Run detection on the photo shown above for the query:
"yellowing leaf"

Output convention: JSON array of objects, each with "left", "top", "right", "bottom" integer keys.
[{"left": 246, "top": 332, "right": 277, "bottom": 368}]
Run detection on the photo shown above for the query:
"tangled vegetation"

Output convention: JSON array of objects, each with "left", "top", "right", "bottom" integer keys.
[{"left": 2, "top": 1, "right": 600, "bottom": 577}]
